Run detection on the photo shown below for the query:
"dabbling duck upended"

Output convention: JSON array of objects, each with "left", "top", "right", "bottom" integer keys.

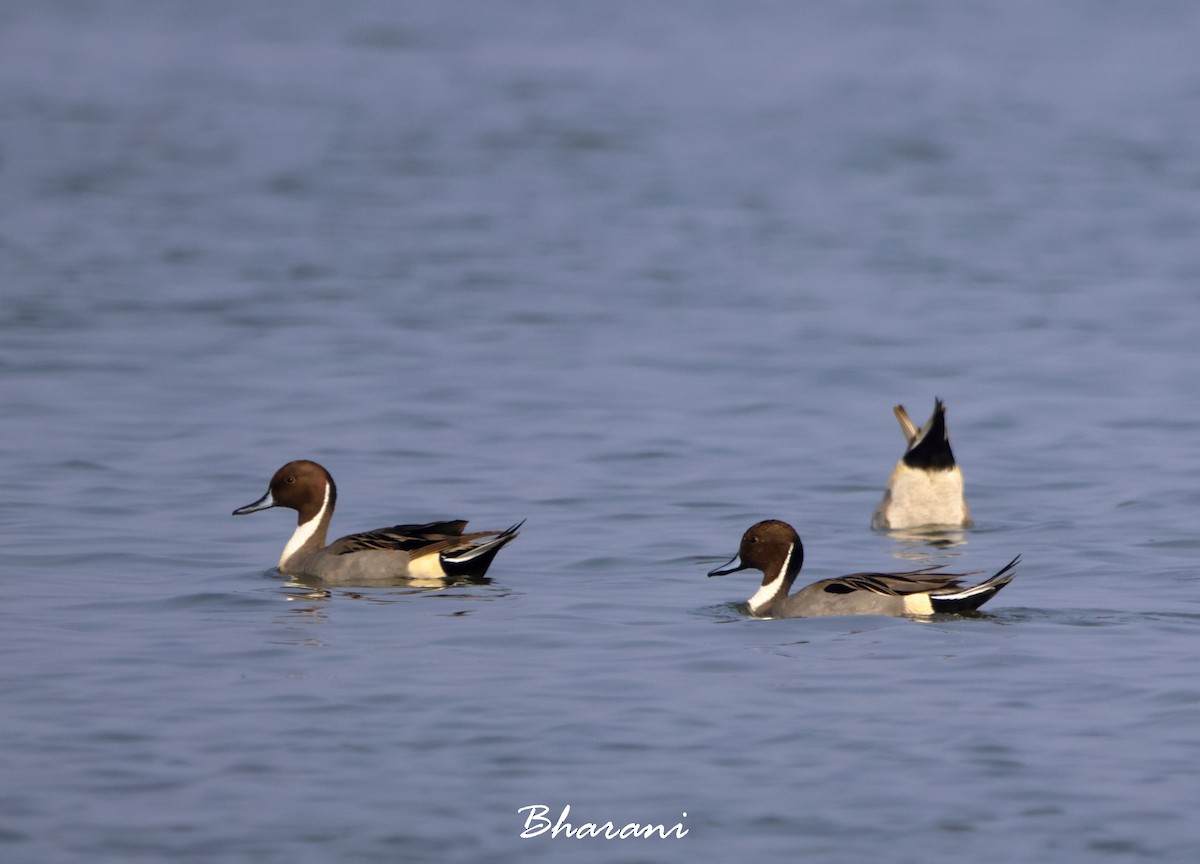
[{"left": 872, "top": 398, "right": 973, "bottom": 531}]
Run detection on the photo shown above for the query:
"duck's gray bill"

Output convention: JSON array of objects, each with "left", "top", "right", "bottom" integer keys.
[
  {"left": 708, "top": 554, "right": 745, "bottom": 577},
  {"left": 232, "top": 491, "right": 275, "bottom": 516}
]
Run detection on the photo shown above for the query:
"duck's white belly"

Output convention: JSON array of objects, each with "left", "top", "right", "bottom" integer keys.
[{"left": 873, "top": 462, "right": 971, "bottom": 530}]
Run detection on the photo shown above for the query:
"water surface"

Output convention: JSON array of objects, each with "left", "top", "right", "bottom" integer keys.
[{"left": 4, "top": 2, "right": 1200, "bottom": 862}]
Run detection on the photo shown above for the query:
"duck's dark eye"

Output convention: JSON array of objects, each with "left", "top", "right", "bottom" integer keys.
[
  {"left": 286, "top": 476, "right": 296, "bottom": 484},
  {"left": 749, "top": 536, "right": 758, "bottom": 544}
]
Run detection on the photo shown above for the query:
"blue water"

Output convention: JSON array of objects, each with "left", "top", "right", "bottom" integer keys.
[{"left": 5, "top": 1, "right": 1200, "bottom": 862}]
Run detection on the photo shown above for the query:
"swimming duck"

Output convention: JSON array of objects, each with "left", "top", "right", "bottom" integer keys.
[
  {"left": 872, "top": 398, "right": 973, "bottom": 531},
  {"left": 233, "top": 460, "right": 521, "bottom": 583},
  {"left": 708, "top": 520, "right": 1017, "bottom": 618}
]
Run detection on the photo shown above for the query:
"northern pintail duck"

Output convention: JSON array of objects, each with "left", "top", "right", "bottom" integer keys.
[
  {"left": 708, "top": 520, "right": 1017, "bottom": 618},
  {"left": 233, "top": 460, "right": 521, "bottom": 583},
  {"left": 872, "top": 398, "right": 973, "bottom": 531}
]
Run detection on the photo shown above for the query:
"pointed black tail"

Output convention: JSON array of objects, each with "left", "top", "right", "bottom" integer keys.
[
  {"left": 929, "top": 555, "right": 1019, "bottom": 614},
  {"left": 440, "top": 521, "right": 523, "bottom": 579}
]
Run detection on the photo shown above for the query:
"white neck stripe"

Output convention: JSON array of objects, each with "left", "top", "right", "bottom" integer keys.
[
  {"left": 747, "top": 544, "right": 792, "bottom": 614},
  {"left": 280, "top": 483, "right": 330, "bottom": 569}
]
